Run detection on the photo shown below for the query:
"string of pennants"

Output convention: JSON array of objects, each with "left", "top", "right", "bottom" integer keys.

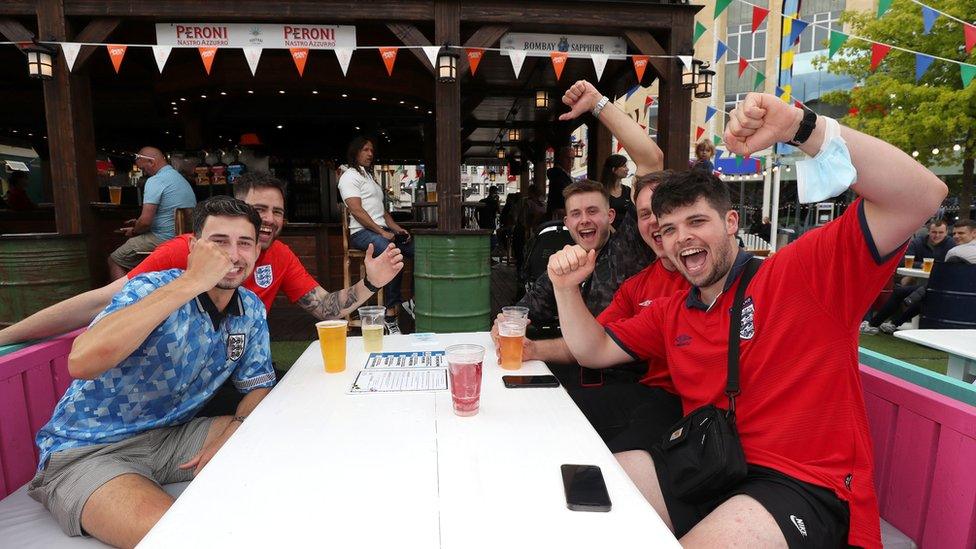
[
  {"left": 696, "top": 0, "right": 976, "bottom": 88},
  {"left": 8, "top": 40, "right": 696, "bottom": 83}
]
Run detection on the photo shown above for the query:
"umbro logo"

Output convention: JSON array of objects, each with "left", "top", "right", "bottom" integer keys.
[
  {"left": 639, "top": 299, "right": 652, "bottom": 307},
  {"left": 790, "top": 515, "right": 807, "bottom": 537},
  {"left": 674, "top": 334, "right": 692, "bottom": 347}
]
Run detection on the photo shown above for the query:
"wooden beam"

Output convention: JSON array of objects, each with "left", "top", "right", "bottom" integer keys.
[
  {"left": 61, "top": 0, "right": 433, "bottom": 20},
  {"left": 435, "top": 0, "right": 461, "bottom": 231},
  {"left": 0, "top": 18, "right": 34, "bottom": 42},
  {"left": 461, "top": 2, "right": 699, "bottom": 30},
  {"left": 622, "top": 30, "right": 670, "bottom": 83},
  {"left": 71, "top": 17, "right": 121, "bottom": 70},
  {"left": 458, "top": 24, "right": 508, "bottom": 76},
  {"left": 386, "top": 22, "right": 435, "bottom": 75},
  {"left": 0, "top": 2, "right": 34, "bottom": 16},
  {"left": 463, "top": 119, "right": 546, "bottom": 130},
  {"left": 657, "top": 14, "right": 694, "bottom": 171}
]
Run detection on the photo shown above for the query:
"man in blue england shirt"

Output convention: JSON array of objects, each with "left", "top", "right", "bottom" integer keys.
[
  {"left": 30, "top": 196, "right": 275, "bottom": 547},
  {"left": 108, "top": 146, "right": 196, "bottom": 280}
]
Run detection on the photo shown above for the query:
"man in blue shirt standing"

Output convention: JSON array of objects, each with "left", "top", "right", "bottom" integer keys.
[
  {"left": 108, "top": 146, "right": 196, "bottom": 279},
  {"left": 30, "top": 196, "right": 275, "bottom": 547}
]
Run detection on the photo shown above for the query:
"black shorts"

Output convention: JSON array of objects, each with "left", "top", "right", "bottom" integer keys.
[
  {"left": 566, "top": 383, "right": 682, "bottom": 449},
  {"left": 650, "top": 455, "right": 851, "bottom": 547}
]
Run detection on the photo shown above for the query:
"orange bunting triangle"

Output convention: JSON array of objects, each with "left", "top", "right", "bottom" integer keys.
[
  {"left": 290, "top": 48, "right": 309, "bottom": 76},
  {"left": 738, "top": 57, "right": 749, "bottom": 77},
  {"left": 644, "top": 96, "right": 654, "bottom": 108},
  {"left": 379, "top": 47, "right": 398, "bottom": 76},
  {"left": 466, "top": 48, "right": 484, "bottom": 76},
  {"left": 107, "top": 44, "right": 127, "bottom": 74},
  {"left": 198, "top": 47, "right": 217, "bottom": 75},
  {"left": 870, "top": 43, "right": 891, "bottom": 72},
  {"left": 632, "top": 55, "right": 649, "bottom": 83},
  {"left": 696, "top": 126, "right": 705, "bottom": 141},
  {"left": 550, "top": 51, "right": 568, "bottom": 80}
]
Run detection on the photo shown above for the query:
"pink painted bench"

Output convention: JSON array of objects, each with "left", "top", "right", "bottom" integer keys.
[
  {"left": 0, "top": 330, "right": 80, "bottom": 499},
  {"left": 862, "top": 364, "right": 976, "bottom": 549}
]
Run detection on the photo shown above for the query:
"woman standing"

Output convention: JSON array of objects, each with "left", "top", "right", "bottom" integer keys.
[{"left": 599, "top": 154, "right": 634, "bottom": 230}]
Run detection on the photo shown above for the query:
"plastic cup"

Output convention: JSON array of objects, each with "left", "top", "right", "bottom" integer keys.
[
  {"left": 904, "top": 255, "right": 915, "bottom": 269},
  {"left": 316, "top": 320, "right": 348, "bottom": 373},
  {"left": 498, "top": 318, "right": 527, "bottom": 370},
  {"left": 446, "top": 344, "right": 485, "bottom": 417},
  {"left": 358, "top": 306, "right": 386, "bottom": 353},
  {"left": 108, "top": 186, "right": 122, "bottom": 205},
  {"left": 426, "top": 182, "right": 437, "bottom": 203},
  {"left": 501, "top": 306, "right": 529, "bottom": 319},
  {"left": 922, "top": 257, "right": 934, "bottom": 273}
]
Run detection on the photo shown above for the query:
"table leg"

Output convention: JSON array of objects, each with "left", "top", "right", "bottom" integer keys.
[{"left": 946, "top": 355, "right": 976, "bottom": 383}]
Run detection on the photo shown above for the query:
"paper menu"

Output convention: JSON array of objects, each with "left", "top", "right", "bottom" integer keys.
[
  {"left": 363, "top": 351, "right": 445, "bottom": 370},
  {"left": 350, "top": 369, "right": 448, "bottom": 393}
]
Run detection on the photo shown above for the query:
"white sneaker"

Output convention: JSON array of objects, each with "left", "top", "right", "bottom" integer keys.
[
  {"left": 879, "top": 322, "right": 898, "bottom": 335},
  {"left": 401, "top": 299, "right": 416, "bottom": 319},
  {"left": 859, "top": 321, "right": 879, "bottom": 335},
  {"left": 385, "top": 319, "right": 401, "bottom": 335}
]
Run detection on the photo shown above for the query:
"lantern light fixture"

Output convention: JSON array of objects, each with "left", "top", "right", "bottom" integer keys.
[
  {"left": 682, "top": 58, "right": 703, "bottom": 90},
  {"left": 694, "top": 63, "right": 715, "bottom": 99},
  {"left": 507, "top": 128, "right": 521, "bottom": 141},
  {"left": 437, "top": 46, "right": 460, "bottom": 83},
  {"left": 535, "top": 90, "right": 550, "bottom": 109},
  {"left": 24, "top": 41, "right": 55, "bottom": 80}
]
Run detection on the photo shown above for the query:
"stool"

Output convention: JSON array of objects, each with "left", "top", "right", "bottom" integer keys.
[{"left": 341, "top": 205, "right": 384, "bottom": 325}]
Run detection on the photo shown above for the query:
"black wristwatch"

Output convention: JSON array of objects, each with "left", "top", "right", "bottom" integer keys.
[
  {"left": 362, "top": 277, "right": 380, "bottom": 293},
  {"left": 787, "top": 108, "right": 817, "bottom": 146}
]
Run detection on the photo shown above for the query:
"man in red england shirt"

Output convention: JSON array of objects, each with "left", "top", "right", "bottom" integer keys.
[
  {"left": 547, "top": 94, "right": 946, "bottom": 547},
  {"left": 0, "top": 172, "right": 403, "bottom": 343}
]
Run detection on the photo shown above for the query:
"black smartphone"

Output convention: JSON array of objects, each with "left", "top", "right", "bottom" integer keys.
[
  {"left": 561, "top": 464, "right": 612, "bottom": 512},
  {"left": 579, "top": 367, "right": 604, "bottom": 388},
  {"left": 502, "top": 375, "right": 560, "bottom": 388}
]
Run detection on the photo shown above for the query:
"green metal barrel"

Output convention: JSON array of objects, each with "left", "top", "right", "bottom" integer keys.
[
  {"left": 413, "top": 231, "right": 490, "bottom": 333},
  {"left": 0, "top": 234, "right": 91, "bottom": 327}
]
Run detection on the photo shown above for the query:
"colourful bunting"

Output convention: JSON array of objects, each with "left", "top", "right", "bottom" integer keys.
[
  {"left": 714, "top": 0, "right": 733, "bottom": 19},
  {"left": 152, "top": 45, "right": 172, "bottom": 73},
  {"left": 915, "top": 54, "right": 934, "bottom": 82},
  {"left": 696, "top": 126, "right": 705, "bottom": 141},
  {"left": 788, "top": 19, "right": 810, "bottom": 45},
  {"left": 591, "top": 53, "right": 608, "bottom": 81},
  {"left": 752, "top": 6, "right": 770, "bottom": 33},
  {"left": 107, "top": 44, "right": 126, "bottom": 74},
  {"left": 693, "top": 22, "right": 707, "bottom": 45},
  {"left": 870, "top": 43, "right": 892, "bottom": 72},
  {"left": 714, "top": 149, "right": 724, "bottom": 160},
  {"left": 551, "top": 51, "right": 568, "bottom": 80},
  {"left": 705, "top": 106, "right": 717, "bottom": 123},
  {"left": 754, "top": 71, "right": 766, "bottom": 90},
  {"left": 965, "top": 23, "right": 976, "bottom": 54},
  {"left": 243, "top": 47, "right": 262, "bottom": 76},
  {"left": 334, "top": 47, "right": 353, "bottom": 76},
  {"left": 466, "top": 48, "right": 484, "bottom": 76},
  {"left": 828, "top": 30, "right": 849, "bottom": 58},
  {"left": 510, "top": 49, "right": 528, "bottom": 78},
  {"left": 644, "top": 96, "right": 655, "bottom": 108},
  {"left": 878, "top": 0, "right": 892, "bottom": 18},
  {"left": 379, "top": 47, "right": 398, "bottom": 76},
  {"left": 632, "top": 55, "right": 649, "bottom": 82},
  {"left": 963, "top": 64, "right": 976, "bottom": 87},
  {"left": 735, "top": 154, "right": 744, "bottom": 167},
  {"left": 921, "top": 6, "right": 939, "bottom": 35},
  {"left": 290, "top": 48, "right": 309, "bottom": 76},
  {"left": 713, "top": 135, "right": 722, "bottom": 146},
  {"left": 794, "top": 100, "right": 804, "bottom": 109},
  {"left": 738, "top": 57, "right": 749, "bottom": 77},
  {"left": 199, "top": 47, "right": 217, "bottom": 75},
  {"left": 716, "top": 40, "right": 728, "bottom": 62},
  {"left": 61, "top": 43, "right": 80, "bottom": 72}
]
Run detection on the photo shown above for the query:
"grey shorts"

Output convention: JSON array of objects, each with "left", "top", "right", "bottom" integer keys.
[
  {"left": 110, "top": 232, "right": 163, "bottom": 269},
  {"left": 27, "top": 417, "right": 214, "bottom": 537}
]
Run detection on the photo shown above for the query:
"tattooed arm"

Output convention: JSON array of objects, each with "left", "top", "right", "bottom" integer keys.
[{"left": 296, "top": 281, "right": 373, "bottom": 320}]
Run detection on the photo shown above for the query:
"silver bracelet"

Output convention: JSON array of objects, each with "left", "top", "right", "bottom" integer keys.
[{"left": 591, "top": 96, "right": 610, "bottom": 118}]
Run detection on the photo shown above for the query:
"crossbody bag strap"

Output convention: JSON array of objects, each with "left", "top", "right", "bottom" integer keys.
[{"left": 726, "top": 258, "right": 761, "bottom": 419}]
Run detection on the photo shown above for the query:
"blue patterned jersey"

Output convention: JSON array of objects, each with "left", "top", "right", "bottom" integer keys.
[{"left": 35, "top": 269, "right": 275, "bottom": 469}]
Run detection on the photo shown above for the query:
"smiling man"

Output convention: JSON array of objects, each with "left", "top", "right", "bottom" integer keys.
[
  {"left": 546, "top": 93, "right": 946, "bottom": 547},
  {"left": 29, "top": 197, "right": 275, "bottom": 547}
]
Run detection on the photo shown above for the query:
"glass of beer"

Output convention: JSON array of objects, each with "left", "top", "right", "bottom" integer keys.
[
  {"left": 108, "top": 186, "right": 122, "bottom": 205},
  {"left": 498, "top": 318, "right": 527, "bottom": 370},
  {"left": 904, "top": 255, "right": 915, "bottom": 269},
  {"left": 316, "top": 320, "right": 348, "bottom": 373},
  {"left": 501, "top": 306, "right": 529, "bottom": 320},
  {"left": 426, "top": 182, "right": 437, "bottom": 203},
  {"left": 446, "top": 344, "right": 485, "bottom": 416},
  {"left": 358, "top": 306, "right": 386, "bottom": 353},
  {"left": 922, "top": 257, "right": 935, "bottom": 273}
]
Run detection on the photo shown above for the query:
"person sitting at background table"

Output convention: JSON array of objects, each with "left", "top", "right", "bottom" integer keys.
[
  {"left": 600, "top": 153, "right": 635, "bottom": 231},
  {"left": 945, "top": 218, "right": 976, "bottom": 263},
  {"left": 0, "top": 173, "right": 403, "bottom": 416},
  {"left": 339, "top": 136, "right": 415, "bottom": 335},
  {"left": 545, "top": 92, "right": 946, "bottom": 548},
  {"left": 28, "top": 196, "right": 275, "bottom": 547},
  {"left": 108, "top": 147, "right": 196, "bottom": 280}
]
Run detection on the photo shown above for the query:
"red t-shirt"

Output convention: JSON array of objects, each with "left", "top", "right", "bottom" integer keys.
[
  {"left": 128, "top": 234, "right": 320, "bottom": 311},
  {"left": 596, "top": 259, "right": 690, "bottom": 392},
  {"left": 606, "top": 199, "right": 900, "bottom": 548}
]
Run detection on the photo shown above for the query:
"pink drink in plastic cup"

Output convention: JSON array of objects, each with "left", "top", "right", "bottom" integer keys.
[{"left": 446, "top": 344, "right": 485, "bottom": 417}]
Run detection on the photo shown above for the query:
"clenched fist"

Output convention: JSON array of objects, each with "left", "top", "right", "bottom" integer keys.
[
  {"left": 724, "top": 93, "right": 804, "bottom": 157},
  {"left": 547, "top": 244, "right": 596, "bottom": 290}
]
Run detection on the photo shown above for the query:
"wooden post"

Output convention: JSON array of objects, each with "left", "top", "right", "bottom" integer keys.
[
  {"left": 533, "top": 141, "right": 547, "bottom": 195},
  {"left": 657, "top": 21, "right": 693, "bottom": 171},
  {"left": 587, "top": 122, "right": 612, "bottom": 182},
  {"left": 434, "top": 0, "right": 461, "bottom": 231},
  {"left": 36, "top": 0, "right": 98, "bottom": 236}
]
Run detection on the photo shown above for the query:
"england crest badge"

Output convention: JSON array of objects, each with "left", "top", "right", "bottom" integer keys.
[
  {"left": 227, "top": 333, "right": 246, "bottom": 361},
  {"left": 740, "top": 296, "right": 756, "bottom": 340},
  {"left": 254, "top": 265, "right": 273, "bottom": 288}
]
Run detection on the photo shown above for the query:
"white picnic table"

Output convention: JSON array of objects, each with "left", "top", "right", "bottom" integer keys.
[
  {"left": 893, "top": 329, "right": 976, "bottom": 382},
  {"left": 896, "top": 267, "right": 930, "bottom": 279},
  {"left": 138, "top": 332, "right": 678, "bottom": 548}
]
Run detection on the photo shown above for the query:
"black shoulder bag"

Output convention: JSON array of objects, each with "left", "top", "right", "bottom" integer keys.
[{"left": 653, "top": 258, "right": 760, "bottom": 502}]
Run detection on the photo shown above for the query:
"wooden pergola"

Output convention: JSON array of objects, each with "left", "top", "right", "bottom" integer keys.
[{"left": 1, "top": 0, "right": 700, "bottom": 237}]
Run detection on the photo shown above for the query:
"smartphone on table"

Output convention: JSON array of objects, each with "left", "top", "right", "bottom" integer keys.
[
  {"left": 502, "top": 375, "right": 560, "bottom": 388},
  {"left": 561, "top": 464, "right": 612, "bottom": 512}
]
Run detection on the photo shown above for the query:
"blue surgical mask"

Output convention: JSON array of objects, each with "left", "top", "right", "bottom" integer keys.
[{"left": 795, "top": 118, "right": 857, "bottom": 204}]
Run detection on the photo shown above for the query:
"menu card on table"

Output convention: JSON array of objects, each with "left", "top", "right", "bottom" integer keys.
[{"left": 350, "top": 351, "right": 447, "bottom": 394}]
